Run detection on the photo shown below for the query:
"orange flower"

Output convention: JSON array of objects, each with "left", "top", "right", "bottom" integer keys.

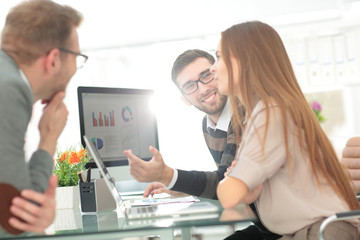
[
  {"left": 54, "top": 147, "right": 90, "bottom": 187},
  {"left": 79, "top": 148, "right": 86, "bottom": 158},
  {"left": 68, "top": 151, "right": 81, "bottom": 164},
  {"left": 59, "top": 152, "right": 67, "bottom": 162}
]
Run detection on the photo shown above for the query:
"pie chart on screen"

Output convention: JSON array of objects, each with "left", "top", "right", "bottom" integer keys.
[
  {"left": 121, "top": 106, "right": 133, "bottom": 122},
  {"left": 91, "top": 137, "right": 104, "bottom": 150}
]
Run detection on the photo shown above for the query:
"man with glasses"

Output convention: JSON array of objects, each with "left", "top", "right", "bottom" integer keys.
[
  {"left": 125, "top": 49, "right": 281, "bottom": 240},
  {"left": 125, "top": 50, "right": 229, "bottom": 199},
  {"left": 0, "top": 0, "right": 85, "bottom": 235},
  {"left": 58, "top": 47, "right": 88, "bottom": 69}
]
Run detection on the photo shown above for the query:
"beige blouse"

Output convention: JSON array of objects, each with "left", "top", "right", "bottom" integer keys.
[{"left": 229, "top": 101, "right": 356, "bottom": 235}]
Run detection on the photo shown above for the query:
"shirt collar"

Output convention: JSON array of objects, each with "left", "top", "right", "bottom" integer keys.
[
  {"left": 207, "top": 98, "right": 232, "bottom": 132},
  {"left": 19, "top": 68, "right": 32, "bottom": 91}
]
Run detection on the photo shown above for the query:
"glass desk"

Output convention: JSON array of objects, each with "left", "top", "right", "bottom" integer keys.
[{"left": 1, "top": 199, "right": 255, "bottom": 240}]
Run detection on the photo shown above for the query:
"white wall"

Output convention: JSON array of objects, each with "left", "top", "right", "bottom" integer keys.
[
  {"left": 26, "top": 37, "right": 220, "bottom": 178},
  {"left": 4, "top": 0, "right": 360, "bottom": 179}
]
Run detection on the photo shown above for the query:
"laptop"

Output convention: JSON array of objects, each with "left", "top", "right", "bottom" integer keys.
[
  {"left": 77, "top": 86, "right": 159, "bottom": 194},
  {"left": 83, "top": 135, "right": 219, "bottom": 219}
]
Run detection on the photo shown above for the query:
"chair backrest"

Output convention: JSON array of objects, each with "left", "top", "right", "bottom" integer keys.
[
  {"left": 341, "top": 136, "right": 360, "bottom": 192},
  {"left": 0, "top": 183, "right": 24, "bottom": 235},
  {"left": 343, "top": 137, "right": 360, "bottom": 157},
  {"left": 341, "top": 137, "right": 360, "bottom": 197},
  {"left": 319, "top": 137, "right": 360, "bottom": 240},
  {"left": 347, "top": 137, "right": 360, "bottom": 146}
]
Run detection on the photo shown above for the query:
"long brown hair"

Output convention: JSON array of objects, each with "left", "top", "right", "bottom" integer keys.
[{"left": 221, "top": 21, "right": 359, "bottom": 210}]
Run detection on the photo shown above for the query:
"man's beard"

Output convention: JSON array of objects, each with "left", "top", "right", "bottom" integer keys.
[{"left": 194, "top": 94, "right": 227, "bottom": 116}]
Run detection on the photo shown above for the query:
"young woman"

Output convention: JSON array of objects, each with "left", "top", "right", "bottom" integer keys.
[{"left": 213, "top": 21, "right": 359, "bottom": 240}]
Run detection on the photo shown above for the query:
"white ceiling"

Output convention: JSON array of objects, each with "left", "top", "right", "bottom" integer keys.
[{"left": 1, "top": 0, "right": 359, "bottom": 51}]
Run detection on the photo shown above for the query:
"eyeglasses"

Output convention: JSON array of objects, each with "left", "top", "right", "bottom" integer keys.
[
  {"left": 59, "top": 47, "right": 88, "bottom": 69},
  {"left": 180, "top": 69, "right": 215, "bottom": 95}
]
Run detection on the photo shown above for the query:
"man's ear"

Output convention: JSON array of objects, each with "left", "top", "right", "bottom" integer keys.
[
  {"left": 44, "top": 48, "right": 61, "bottom": 74},
  {"left": 181, "top": 95, "right": 192, "bottom": 106}
]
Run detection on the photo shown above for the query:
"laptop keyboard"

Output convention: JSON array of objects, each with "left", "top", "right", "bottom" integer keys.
[
  {"left": 126, "top": 201, "right": 219, "bottom": 219},
  {"left": 137, "top": 206, "right": 155, "bottom": 215},
  {"left": 126, "top": 206, "right": 157, "bottom": 218}
]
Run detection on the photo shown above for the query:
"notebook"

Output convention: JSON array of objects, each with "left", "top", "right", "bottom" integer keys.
[{"left": 83, "top": 135, "right": 219, "bottom": 219}]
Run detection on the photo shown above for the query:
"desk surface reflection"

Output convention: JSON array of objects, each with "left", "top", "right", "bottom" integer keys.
[{"left": 1, "top": 199, "right": 255, "bottom": 240}]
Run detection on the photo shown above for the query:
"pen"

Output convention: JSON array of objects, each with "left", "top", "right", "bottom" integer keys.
[
  {"left": 77, "top": 170, "right": 86, "bottom": 183},
  {"left": 86, "top": 167, "right": 91, "bottom": 182}
]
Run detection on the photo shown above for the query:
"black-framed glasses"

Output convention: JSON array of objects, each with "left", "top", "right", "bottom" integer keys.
[
  {"left": 180, "top": 69, "right": 215, "bottom": 95},
  {"left": 59, "top": 47, "right": 88, "bottom": 69}
]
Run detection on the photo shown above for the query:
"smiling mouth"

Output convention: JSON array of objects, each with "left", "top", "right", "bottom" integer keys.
[{"left": 203, "top": 92, "right": 216, "bottom": 103}]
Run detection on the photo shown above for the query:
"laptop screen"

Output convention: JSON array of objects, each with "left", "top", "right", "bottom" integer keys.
[
  {"left": 78, "top": 86, "right": 159, "bottom": 168},
  {"left": 83, "top": 135, "right": 123, "bottom": 206}
]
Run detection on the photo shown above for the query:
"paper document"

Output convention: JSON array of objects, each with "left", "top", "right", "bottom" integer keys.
[{"left": 127, "top": 195, "right": 199, "bottom": 207}]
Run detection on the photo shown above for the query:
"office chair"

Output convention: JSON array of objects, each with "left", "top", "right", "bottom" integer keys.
[
  {"left": 319, "top": 137, "right": 360, "bottom": 240},
  {"left": 319, "top": 209, "right": 360, "bottom": 240},
  {"left": 0, "top": 183, "right": 24, "bottom": 235}
]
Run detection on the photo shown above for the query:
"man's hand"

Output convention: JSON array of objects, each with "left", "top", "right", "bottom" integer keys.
[
  {"left": 124, "top": 146, "right": 174, "bottom": 185},
  {"left": 38, "top": 91, "right": 68, "bottom": 156},
  {"left": 341, "top": 137, "right": 360, "bottom": 193},
  {"left": 9, "top": 175, "right": 57, "bottom": 233},
  {"left": 143, "top": 182, "right": 189, "bottom": 198}
]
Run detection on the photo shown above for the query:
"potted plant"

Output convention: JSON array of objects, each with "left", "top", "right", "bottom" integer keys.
[
  {"left": 53, "top": 147, "right": 90, "bottom": 209},
  {"left": 311, "top": 100, "right": 326, "bottom": 123}
]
